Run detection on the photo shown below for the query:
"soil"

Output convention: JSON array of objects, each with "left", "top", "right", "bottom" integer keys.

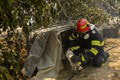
[{"left": 57, "top": 38, "right": 120, "bottom": 80}]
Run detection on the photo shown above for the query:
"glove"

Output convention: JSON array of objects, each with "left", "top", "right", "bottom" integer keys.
[
  {"left": 71, "top": 55, "right": 83, "bottom": 71},
  {"left": 66, "top": 49, "right": 80, "bottom": 64},
  {"left": 71, "top": 55, "right": 80, "bottom": 64},
  {"left": 66, "top": 49, "right": 83, "bottom": 71}
]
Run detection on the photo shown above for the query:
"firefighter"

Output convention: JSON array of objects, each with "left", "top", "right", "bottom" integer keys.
[{"left": 66, "top": 18, "right": 109, "bottom": 70}]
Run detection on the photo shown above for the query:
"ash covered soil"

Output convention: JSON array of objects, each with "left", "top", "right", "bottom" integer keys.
[{"left": 57, "top": 38, "right": 120, "bottom": 80}]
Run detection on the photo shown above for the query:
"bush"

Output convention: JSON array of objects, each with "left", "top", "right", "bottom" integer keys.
[{"left": 0, "top": 32, "right": 27, "bottom": 80}]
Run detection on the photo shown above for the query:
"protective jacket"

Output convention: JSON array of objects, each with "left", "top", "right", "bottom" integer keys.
[{"left": 68, "top": 24, "right": 105, "bottom": 65}]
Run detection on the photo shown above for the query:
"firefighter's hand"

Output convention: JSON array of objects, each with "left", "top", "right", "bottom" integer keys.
[
  {"left": 71, "top": 55, "right": 80, "bottom": 64},
  {"left": 70, "top": 55, "right": 83, "bottom": 71},
  {"left": 72, "top": 63, "right": 83, "bottom": 71},
  {"left": 71, "top": 60, "right": 83, "bottom": 71},
  {"left": 66, "top": 49, "right": 83, "bottom": 71}
]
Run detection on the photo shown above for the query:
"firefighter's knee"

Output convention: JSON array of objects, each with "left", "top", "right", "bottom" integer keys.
[
  {"left": 102, "top": 52, "right": 109, "bottom": 63},
  {"left": 93, "top": 55, "right": 104, "bottom": 67}
]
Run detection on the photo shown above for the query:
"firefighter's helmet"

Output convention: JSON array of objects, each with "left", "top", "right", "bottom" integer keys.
[{"left": 76, "top": 19, "right": 90, "bottom": 33}]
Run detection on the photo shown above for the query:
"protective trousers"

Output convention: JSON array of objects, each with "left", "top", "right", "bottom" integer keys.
[{"left": 79, "top": 51, "right": 109, "bottom": 67}]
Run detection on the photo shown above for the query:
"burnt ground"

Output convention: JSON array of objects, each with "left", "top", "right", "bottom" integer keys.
[{"left": 57, "top": 38, "right": 120, "bottom": 80}]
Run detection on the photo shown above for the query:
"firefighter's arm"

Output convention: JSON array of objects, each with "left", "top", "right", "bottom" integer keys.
[
  {"left": 88, "top": 40, "right": 105, "bottom": 57},
  {"left": 67, "top": 32, "right": 84, "bottom": 64},
  {"left": 68, "top": 32, "right": 83, "bottom": 52},
  {"left": 68, "top": 32, "right": 79, "bottom": 46}
]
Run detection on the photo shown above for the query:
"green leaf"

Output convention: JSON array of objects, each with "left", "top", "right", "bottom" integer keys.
[
  {"left": 8, "top": 0, "right": 14, "bottom": 6},
  {"left": 10, "top": 65, "right": 13, "bottom": 70}
]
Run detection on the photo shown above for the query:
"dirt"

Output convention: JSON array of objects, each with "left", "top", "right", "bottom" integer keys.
[{"left": 57, "top": 38, "right": 120, "bottom": 80}]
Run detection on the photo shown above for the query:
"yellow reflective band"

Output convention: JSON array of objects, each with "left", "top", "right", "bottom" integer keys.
[
  {"left": 81, "top": 24, "right": 87, "bottom": 29},
  {"left": 101, "top": 41, "right": 104, "bottom": 46},
  {"left": 92, "top": 40, "right": 100, "bottom": 45},
  {"left": 90, "top": 48, "right": 98, "bottom": 55},
  {"left": 81, "top": 22, "right": 90, "bottom": 29},
  {"left": 70, "top": 46, "right": 80, "bottom": 51},
  {"left": 69, "top": 36, "right": 74, "bottom": 40},
  {"left": 81, "top": 55, "right": 85, "bottom": 61},
  {"left": 78, "top": 61, "right": 81, "bottom": 65},
  {"left": 72, "top": 33, "right": 77, "bottom": 39},
  {"left": 91, "top": 40, "right": 104, "bottom": 47}
]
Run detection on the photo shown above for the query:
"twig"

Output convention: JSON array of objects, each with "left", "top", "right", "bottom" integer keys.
[{"left": 106, "top": 45, "right": 118, "bottom": 51}]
